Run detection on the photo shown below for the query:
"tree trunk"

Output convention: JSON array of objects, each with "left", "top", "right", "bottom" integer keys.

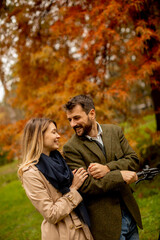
[{"left": 151, "top": 69, "right": 160, "bottom": 131}]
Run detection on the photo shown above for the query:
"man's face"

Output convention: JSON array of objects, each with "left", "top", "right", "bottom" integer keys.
[{"left": 66, "top": 104, "right": 94, "bottom": 136}]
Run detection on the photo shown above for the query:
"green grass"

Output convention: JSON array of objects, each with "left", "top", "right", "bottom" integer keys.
[
  {"left": 0, "top": 162, "right": 42, "bottom": 240},
  {"left": 0, "top": 161, "right": 160, "bottom": 240},
  {"left": 133, "top": 175, "right": 160, "bottom": 240},
  {"left": 0, "top": 161, "right": 19, "bottom": 188}
]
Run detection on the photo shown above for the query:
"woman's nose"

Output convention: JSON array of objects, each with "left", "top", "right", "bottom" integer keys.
[{"left": 57, "top": 133, "right": 60, "bottom": 138}]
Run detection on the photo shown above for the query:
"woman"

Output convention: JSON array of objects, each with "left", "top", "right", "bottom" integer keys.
[{"left": 18, "top": 118, "right": 93, "bottom": 240}]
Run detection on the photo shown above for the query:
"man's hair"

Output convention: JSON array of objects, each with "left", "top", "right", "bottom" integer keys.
[{"left": 64, "top": 95, "right": 95, "bottom": 114}]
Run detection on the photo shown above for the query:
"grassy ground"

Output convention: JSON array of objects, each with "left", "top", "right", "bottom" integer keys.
[
  {"left": 133, "top": 176, "right": 160, "bottom": 240},
  {"left": 0, "top": 161, "right": 42, "bottom": 240},
  {"left": 0, "top": 161, "right": 160, "bottom": 240}
]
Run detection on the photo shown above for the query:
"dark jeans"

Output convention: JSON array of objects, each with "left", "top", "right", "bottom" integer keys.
[{"left": 119, "top": 210, "right": 139, "bottom": 240}]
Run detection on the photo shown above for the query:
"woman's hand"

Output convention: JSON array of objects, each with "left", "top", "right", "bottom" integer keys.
[{"left": 70, "top": 168, "right": 88, "bottom": 190}]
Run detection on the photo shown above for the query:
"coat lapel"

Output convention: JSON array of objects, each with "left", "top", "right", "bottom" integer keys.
[
  {"left": 83, "top": 139, "right": 107, "bottom": 164},
  {"left": 101, "top": 125, "right": 113, "bottom": 162},
  {"left": 78, "top": 124, "right": 113, "bottom": 164}
]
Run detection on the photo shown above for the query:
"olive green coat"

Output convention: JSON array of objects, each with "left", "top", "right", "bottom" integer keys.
[{"left": 63, "top": 124, "right": 142, "bottom": 240}]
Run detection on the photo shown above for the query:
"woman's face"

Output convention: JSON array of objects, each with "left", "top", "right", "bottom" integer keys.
[{"left": 43, "top": 122, "right": 60, "bottom": 155}]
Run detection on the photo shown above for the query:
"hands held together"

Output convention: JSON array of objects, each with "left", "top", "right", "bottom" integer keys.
[
  {"left": 70, "top": 163, "right": 110, "bottom": 190},
  {"left": 70, "top": 163, "right": 138, "bottom": 190}
]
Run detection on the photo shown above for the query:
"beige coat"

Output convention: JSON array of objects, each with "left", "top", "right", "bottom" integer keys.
[{"left": 22, "top": 165, "right": 93, "bottom": 240}]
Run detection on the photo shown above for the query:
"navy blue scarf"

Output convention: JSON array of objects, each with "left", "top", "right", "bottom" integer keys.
[{"left": 36, "top": 150, "right": 90, "bottom": 227}]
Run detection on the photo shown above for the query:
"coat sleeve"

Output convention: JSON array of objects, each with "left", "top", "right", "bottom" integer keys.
[
  {"left": 106, "top": 126, "right": 140, "bottom": 172},
  {"left": 22, "top": 169, "right": 82, "bottom": 224},
  {"left": 63, "top": 144, "right": 125, "bottom": 196}
]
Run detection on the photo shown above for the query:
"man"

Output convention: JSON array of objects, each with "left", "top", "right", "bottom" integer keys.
[{"left": 63, "top": 95, "right": 142, "bottom": 240}]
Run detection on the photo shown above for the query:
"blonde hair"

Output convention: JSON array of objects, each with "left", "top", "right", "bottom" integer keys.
[{"left": 18, "top": 118, "right": 56, "bottom": 179}]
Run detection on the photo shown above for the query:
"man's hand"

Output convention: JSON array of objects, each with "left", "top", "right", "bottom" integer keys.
[
  {"left": 88, "top": 163, "right": 110, "bottom": 179},
  {"left": 120, "top": 170, "right": 138, "bottom": 184}
]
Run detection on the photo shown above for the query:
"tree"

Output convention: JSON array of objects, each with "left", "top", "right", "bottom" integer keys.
[
  {"left": 128, "top": 0, "right": 160, "bottom": 130},
  {"left": 50, "top": 0, "right": 160, "bottom": 128},
  {"left": 0, "top": 0, "right": 159, "bottom": 161}
]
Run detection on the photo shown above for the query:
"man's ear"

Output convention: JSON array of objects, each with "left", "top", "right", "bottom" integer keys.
[{"left": 89, "top": 109, "right": 96, "bottom": 119}]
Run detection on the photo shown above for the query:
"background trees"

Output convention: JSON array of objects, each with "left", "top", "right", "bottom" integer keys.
[{"left": 0, "top": 0, "right": 159, "bottom": 162}]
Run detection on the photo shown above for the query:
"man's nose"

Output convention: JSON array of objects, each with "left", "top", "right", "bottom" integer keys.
[{"left": 70, "top": 119, "right": 77, "bottom": 128}]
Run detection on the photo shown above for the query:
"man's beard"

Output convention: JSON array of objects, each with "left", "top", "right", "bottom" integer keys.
[{"left": 73, "top": 120, "right": 92, "bottom": 137}]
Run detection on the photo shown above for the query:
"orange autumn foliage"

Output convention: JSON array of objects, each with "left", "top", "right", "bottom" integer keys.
[{"left": 0, "top": 0, "right": 159, "bottom": 162}]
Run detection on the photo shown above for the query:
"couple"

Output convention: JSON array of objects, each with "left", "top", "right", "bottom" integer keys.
[{"left": 18, "top": 95, "right": 142, "bottom": 240}]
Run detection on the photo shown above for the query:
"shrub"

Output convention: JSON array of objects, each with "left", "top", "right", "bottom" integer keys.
[{"left": 0, "top": 149, "right": 9, "bottom": 166}]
